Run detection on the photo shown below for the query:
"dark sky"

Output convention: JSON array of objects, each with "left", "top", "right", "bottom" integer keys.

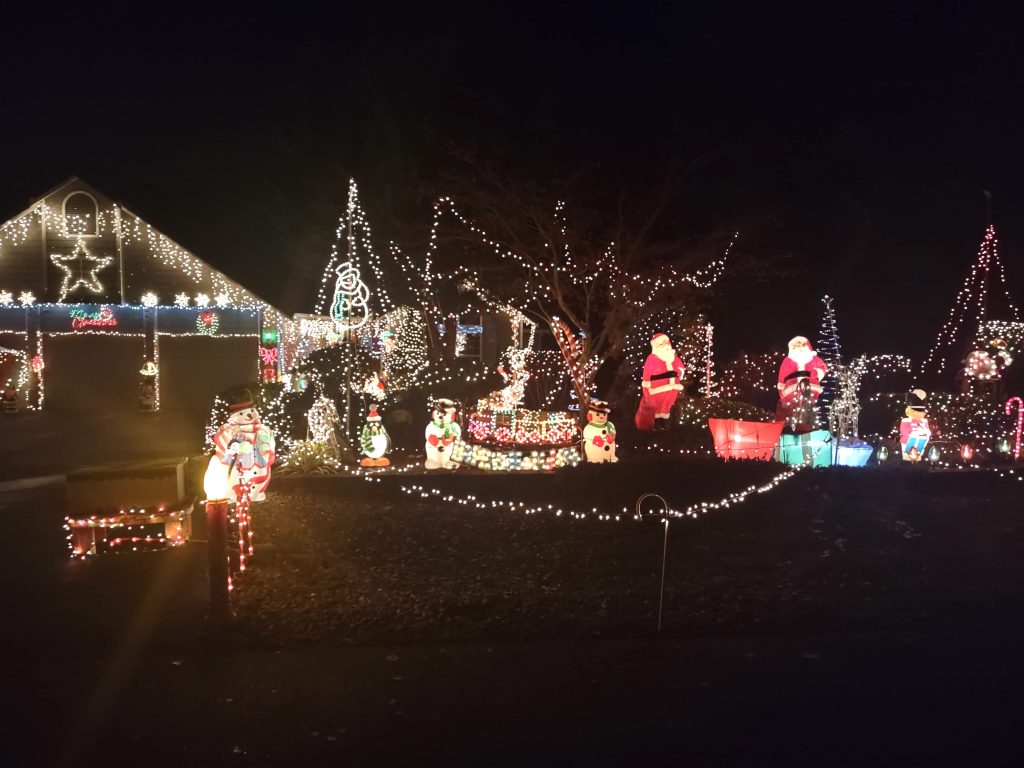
[{"left": 2, "top": 1, "right": 1023, "bottom": 361}]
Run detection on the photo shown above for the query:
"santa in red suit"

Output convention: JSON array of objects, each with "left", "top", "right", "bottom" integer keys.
[
  {"left": 634, "top": 333, "right": 686, "bottom": 431},
  {"left": 776, "top": 336, "right": 827, "bottom": 429}
]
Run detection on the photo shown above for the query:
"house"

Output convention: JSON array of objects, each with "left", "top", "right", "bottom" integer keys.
[{"left": 0, "top": 178, "right": 285, "bottom": 412}]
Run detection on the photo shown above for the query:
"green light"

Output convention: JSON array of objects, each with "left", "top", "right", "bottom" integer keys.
[{"left": 261, "top": 329, "right": 278, "bottom": 345}]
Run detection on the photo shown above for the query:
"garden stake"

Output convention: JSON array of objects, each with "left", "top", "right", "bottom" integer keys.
[{"left": 636, "top": 493, "right": 670, "bottom": 632}]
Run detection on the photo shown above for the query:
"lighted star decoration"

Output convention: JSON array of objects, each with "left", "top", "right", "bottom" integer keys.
[
  {"left": 195, "top": 293, "right": 211, "bottom": 307},
  {"left": 0, "top": 290, "right": 12, "bottom": 304},
  {"left": 19, "top": 291, "right": 36, "bottom": 306},
  {"left": 215, "top": 292, "right": 230, "bottom": 307},
  {"left": 141, "top": 291, "right": 159, "bottom": 308},
  {"left": 174, "top": 293, "right": 191, "bottom": 308},
  {"left": 49, "top": 240, "right": 114, "bottom": 301}
]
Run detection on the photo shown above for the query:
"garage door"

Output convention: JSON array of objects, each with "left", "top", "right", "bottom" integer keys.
[
  {"left": 43, "top": 335, "right": 144, "bottom": 411},
  {"left": 158, "top": 336, "right": 258, "bottom": 412}
]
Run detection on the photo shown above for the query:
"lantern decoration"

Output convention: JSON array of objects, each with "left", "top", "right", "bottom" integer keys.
[
  {"left": 424, "top": 398, "right": 461, "bottom": 470},
  {"left": 775, "top": 429, "right": 833, "bottom": 467},
  {"left": 996, "top": 437, "right": 1011, "bottom": 454},
  {"left": 212, "top": 389, "right": 276, "bottom": 501},
  {"left": 707, "top": 418, "right": 785, "bottom": 461},
  {"left": 582, "top": 399, "right": 617, "bottom": 463},
  {"left": 876, "top": 445, "right": 889, "bottom": 463},
  {"left": 777, "top": 336, "right": 828, "bottom": 433},
  {"left": 359, "top": 403, "right": 392, "bottom": 467},
  {"left": 834, "top": 437, "right": 874, "bottom": 467},
  {"left": 926, "top": 445, "right": 941, "bottom": 462},
  {"left": 634, "top": 333, "right": 686, "bottom": 431},
  {"left": 1006, "top": 396, "right": 1023, "bottom": 460},
  {"left": 961, "top": 444, "right": 973, "bottom": 463},
  {"left": 899, "top": 389, "right": 931, "bottom": 462}
]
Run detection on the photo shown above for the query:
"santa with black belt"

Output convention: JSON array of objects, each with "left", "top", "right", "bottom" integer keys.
[
  {"left": 776, "top": 336, "right": 827, "bottom": 427},
  {"left": 634, "top": 333, "right": 686, "bottom": 431}
]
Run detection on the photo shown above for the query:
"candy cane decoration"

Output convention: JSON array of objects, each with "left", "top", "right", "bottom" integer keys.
[{"left": 1006, "top": 396, "right": 1023, "bottom": 460}]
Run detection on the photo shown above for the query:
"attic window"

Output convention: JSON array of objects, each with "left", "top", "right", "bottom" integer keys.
[{"left": 63, "top": 192, "right": 99, "bottom": 236}]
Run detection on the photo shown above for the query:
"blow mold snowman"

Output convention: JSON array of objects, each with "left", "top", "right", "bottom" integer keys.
[
  {"left": 424, "top": 398, "right": 461, "bottom": 470},
  {"left": 583, "top": 399, "right": 618, "bottom": 463},
  {"left": 213, "top": 390, "right": 276, "bottom": 501}
]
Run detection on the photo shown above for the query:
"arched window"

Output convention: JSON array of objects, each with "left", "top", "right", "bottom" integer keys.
[{"left": 63, "top": 192, "right": 99, "bottom": 236}]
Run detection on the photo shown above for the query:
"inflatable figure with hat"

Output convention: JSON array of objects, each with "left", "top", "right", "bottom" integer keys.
[
  {"left": 583, "top": 399, "right": 618, "bottom": 463},
  {"left": 899, "top": 388, "right": 931, "bottom": 462},
  {"left": 360, "top": 403, "right": 392, "bottom": 467},
  {"left": 424, "top": 397, "right": 461, "bottom": 470},
  {"left": 212, "top": 389, "right": 276, "bottom": 501},
  {"left": 634, "top": 333, "right": 686, "bottom": 431},
  {"left": 777, "top": 336, "right": 827, "bottom": 433}
]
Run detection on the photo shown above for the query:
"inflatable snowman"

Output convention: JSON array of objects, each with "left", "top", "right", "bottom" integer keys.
[
  {"left": 360, "top": 403, "right": 392, "bottom": 467},
  {"left": 583, "top": 399, "right": 618, "bottom": 463},
  {"left": 212, "top": 390, "right": 276, "bottom": 501},
  {"left": 424, "top": 398, "right": 461, "bottom": 469}
]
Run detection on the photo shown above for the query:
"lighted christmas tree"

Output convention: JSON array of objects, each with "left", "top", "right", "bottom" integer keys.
[
  {"left": 816, "top": 295, "right": 843, "bottom": 425},
  {"left": 922, "top": 224, "right": 1021, "bottom": 377}
]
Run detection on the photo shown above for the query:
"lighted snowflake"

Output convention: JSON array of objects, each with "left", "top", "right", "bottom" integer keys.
[
  {"left": 195, "top": 293, "right": 211, "bottom": 307},
  {"left": 214, "top": 293, "right": 230, "bottom": 307},
  {"left": 18, "top": 291, "right": 36, "bottom": 306},
  {"left": 140, "top": 291, "right": 159, "bottom": 308},
  {"left": 0, "top": 290, "right": 13, "bottom": 304},
  {"left": 174, "top": 293, "right": 191, "bottom": 308}
]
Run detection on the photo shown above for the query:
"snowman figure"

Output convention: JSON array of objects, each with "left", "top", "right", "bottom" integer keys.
[
  {"left": 424, "top": 397, "right": 461, "bottom": 470},
  {"left": 213, "top": 390, "right": 276, "bottom": 501},
  {"left": 360, "top": 403, "right": 392, "bottom": 467},
  {"left": 583, "top": 399, "right": 618, "bottom": 463}
]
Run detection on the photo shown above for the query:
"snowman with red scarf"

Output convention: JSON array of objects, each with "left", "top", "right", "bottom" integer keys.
[
  {"left": 213, "top": 390, "right": 276, "bottom": 501},
  {"left": 583, "top": 399, "right": 618, "bottom": 463},
  {"left": 424, "top": 398, "right": 461, "bottom": 470}
]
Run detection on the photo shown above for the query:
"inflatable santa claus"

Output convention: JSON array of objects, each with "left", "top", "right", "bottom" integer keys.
[
  {"left": 634, "top": 333, "right": 686, "bottom": 431},
  {"left": 776, "top": 336, "right": 827, "bottom": 432}
]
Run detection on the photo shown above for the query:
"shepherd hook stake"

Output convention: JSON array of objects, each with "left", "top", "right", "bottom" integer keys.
[{"left": 636, "top": 493, "right": 670, "bottom": 631}]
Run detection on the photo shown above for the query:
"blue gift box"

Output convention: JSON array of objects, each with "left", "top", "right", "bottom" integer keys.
[
  {"left": 775, "top": 430, "right": 833, "bottom": 467},
  {"left": 834, "top": 437, "right": 873, "bottom": 467}
]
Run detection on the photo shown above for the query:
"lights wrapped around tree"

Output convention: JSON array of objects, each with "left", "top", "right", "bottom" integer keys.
[
  {"left": 707, "top": 418, "right": 785, "bottom": 461},
  {"left": 1006, "top": 396, "right": 1023, "bottom": 460},
  {"left": 899, "top": 389, "right": 931, "bottom": 462}
]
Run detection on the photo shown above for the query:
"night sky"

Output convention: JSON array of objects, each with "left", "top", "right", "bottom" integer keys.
[{"left": 2, "top": 2, "right": 1023, "bottom": 361}]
